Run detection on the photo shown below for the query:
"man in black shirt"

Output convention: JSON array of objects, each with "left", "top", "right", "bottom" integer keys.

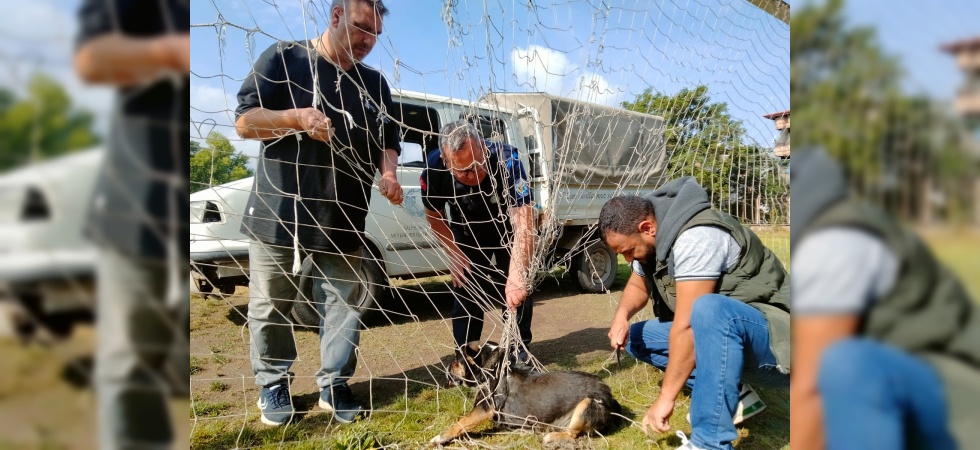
[
  {"left": 234, "top": 0, "right": 403, "bottom": 426},
  {"left": 74, "top": 0, "right": 189, "bottom": 448},
  {"left": 421, "top": 121, "right": 535, "bottom": 361}
]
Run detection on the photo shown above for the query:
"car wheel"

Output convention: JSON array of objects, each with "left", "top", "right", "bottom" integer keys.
[
  {"left": 290, "top": 255, "right": 388, "bottom": 328},
  {"left": 571, "top": 241, "right": 619, "bottom": 293}
]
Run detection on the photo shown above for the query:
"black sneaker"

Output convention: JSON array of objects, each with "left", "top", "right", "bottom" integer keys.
[
  {"left": 256, "top": 383, "right": 293, "bottom": 426},
  {"left": 318, "top": 384, "right": 367, "bottom": 423}
]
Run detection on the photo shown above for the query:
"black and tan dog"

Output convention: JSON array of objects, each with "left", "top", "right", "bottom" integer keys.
[{"left": 430, "top": 341, "right": 622, "bottom": 446}]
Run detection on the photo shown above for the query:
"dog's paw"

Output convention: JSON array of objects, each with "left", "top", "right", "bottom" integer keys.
[
  {"left": 543, "top": 431, "right": 574, "bottom": 445},
  {"left": 429, "top": 434, "right": 449, "bottom": 446}
]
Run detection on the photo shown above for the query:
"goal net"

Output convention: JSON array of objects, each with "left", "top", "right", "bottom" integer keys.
[{"left": 189, "top": 0, "right": 788, "bottom": 447}]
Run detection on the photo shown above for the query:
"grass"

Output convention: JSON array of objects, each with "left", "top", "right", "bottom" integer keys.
[
  {"left": 189, "top": 347, "right": 788, "bottom": 449},
  {"left": 920, "top": 228, "right": 980, "bottom": 301}
]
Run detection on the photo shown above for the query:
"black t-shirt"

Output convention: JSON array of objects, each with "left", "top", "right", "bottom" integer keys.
[
  {"left": 76, "top": 0, "right": 190, "bottom": 261},
  {"left": 420, "top": 141, "right": 533, "bottom": 249},
  {"left": 235, "top": 40, "right": 400, "bottom": 252}
]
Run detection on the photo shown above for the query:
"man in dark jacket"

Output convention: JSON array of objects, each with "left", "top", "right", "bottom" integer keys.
[
  {"left": 599, "top": 177, "right": 790, "bottom": 450},
  {"left": 421, "top": 120, "right": 535, "bottom": 360}
]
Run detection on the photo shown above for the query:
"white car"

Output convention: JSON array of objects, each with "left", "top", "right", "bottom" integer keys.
[
  {"left": 192, "top": 90, "right": 625, "bottom": 326},
  {"left": 0, "top": 148, "right": 102, "bottom": 337}
]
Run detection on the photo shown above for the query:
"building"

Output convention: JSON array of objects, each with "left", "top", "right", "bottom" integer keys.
[
  {"left": 941, "top": 36, "right": 980, "bottom": 134},
  {"left": 763, "top": 109, "right": 790, "bottom": 158},
  {"left": 941, "top": 36, "right": 980, "bottom": 225}
]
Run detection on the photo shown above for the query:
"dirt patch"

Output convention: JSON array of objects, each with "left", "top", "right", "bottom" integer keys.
[{"left": 190, "top": 275, "right": 624, "bottom": 409}]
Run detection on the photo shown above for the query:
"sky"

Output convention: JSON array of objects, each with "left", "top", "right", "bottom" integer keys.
[
  {"left": 188, "top": 0, "right": 791, "bottom": 163},
  {"left": 2, "top": 0, "right": 975, "bottom": 167}
]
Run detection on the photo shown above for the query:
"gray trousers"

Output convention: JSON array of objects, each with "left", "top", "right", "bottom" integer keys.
[
  {"left": 247, "top": 241, "right": 369, "bottom": 390},
  {"left": 96, "top": 248, "right": 186, "bottom": 450}
]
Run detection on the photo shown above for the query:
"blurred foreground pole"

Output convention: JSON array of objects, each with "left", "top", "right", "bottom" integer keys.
[{"left": 74, "top": 0, "right": 189, "bottom": 449}]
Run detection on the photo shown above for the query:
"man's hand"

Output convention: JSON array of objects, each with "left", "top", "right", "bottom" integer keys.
[
  {"left": 169, "top": 34, "right": 190, "bottom": 73},
  {"left": 641, "top": 396, "right": 676, "bottom": 435},
  {"left": 379, "top": 174, "right": 404, "bottom": 205},
  {"left": 295, "top": 108, "right": 334, "bottom": 143},
  {"left": 608, "top": 316, "right": 630, "bottom": 351},
  {"left": 504, "top": 276, "right": 528, "bottom": 311}
]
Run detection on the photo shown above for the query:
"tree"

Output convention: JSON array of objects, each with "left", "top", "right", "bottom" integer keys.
[
  {"left": 791, "top": 0, "right": 976, "bottom": 223},
  {"left": 0, "top": 74, "right": 101, "bottom": 171},
  {"left": 190, "top": 131, "right": 254, "bottom": 192},
  {"left": 621, "top": 85, "right": 787, "bottom": 222}
]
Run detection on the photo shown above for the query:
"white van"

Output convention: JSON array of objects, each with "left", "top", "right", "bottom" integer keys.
[{"left": 191, "top": 90, "right": 669, "bottom": 326}]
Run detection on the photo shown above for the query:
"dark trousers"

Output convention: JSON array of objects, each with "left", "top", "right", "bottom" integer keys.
[{"left": 451, "top": 246, "right": 533, "bottom": 352}]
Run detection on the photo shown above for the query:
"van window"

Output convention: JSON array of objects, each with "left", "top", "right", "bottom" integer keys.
[
  {"left": 393, "top": 102, "right": 440, "bottom": 158},
  {"left": 397, "top": 142, "right": 425, "bottom": 167},
  {"left": 460, "top": 113, "right": 508, "bottom": 144},
  {"left": 21, "top": 186, "right": 50, "bottom": 221}
]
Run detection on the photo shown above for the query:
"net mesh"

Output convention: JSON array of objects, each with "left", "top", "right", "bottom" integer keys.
[{"left": 189, "top": 0, "right": 789, "bottom": 447}]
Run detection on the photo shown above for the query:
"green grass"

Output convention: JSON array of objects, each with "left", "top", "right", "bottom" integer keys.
[{"left": 189, "top": 351, "right": 788, "bottom": 449}]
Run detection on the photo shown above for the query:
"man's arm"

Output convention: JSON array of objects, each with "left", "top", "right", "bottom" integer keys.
[
  {"left": 75, "top": 33, "right": 188, "bottom": 87},
  {"left": 608, "top": 271, "right": 651, "bottom": 350},
  {"left": 644, "top": 279, "right": 715, "bottom": 433},
  {"left": 378, "top": 149, "right": 404, "bottom": 205},
  {"left": 235, "top": 107, "right": 334, "bottom": 142},
  {"left": 504, "top": 205, "right": 535, "bottom": 310},
  {"left": 425, "top": 209, "right": 469, "bottom": 288},
  {"left": 661, "top": 280, "right": 715, "bottom": 401},
  {"left": 791, "top": 315, "right": 859, "bottom": 450}
]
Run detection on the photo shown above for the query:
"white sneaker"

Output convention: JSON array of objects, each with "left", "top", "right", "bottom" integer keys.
[
  {"left": 684, "top": 383, "right": 767, "bottom": 426},
  {"left": 675, "top": 431, "right": 705, "bottom": 450},
  {"left": 733, "top": 383, "right": 766, "bottom": 425}
]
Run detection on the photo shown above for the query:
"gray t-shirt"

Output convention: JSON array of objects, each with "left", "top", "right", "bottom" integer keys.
[
  {"left": 792, "top": 227, "right": 899, "bottom": 314},
  {"left": 632, "top": 226, "right": 741, "bottom": 280}
]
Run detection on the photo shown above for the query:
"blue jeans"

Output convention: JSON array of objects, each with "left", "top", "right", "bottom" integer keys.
[
  {"left": 626, "top": 294, "right": 789, "bottom": 450},
  {"left": 247, "top": 242, "right": 369, "bottom": 390},
  {"left": 819, "top": 338, "right": 956, "bottom": 450}
]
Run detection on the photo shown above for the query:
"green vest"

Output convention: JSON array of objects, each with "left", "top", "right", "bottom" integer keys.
[
  {"left": 640, "top": 209, "right": 792, "bottom": 372},
  {"left": 803, "top": 199, "right": 980, "bottom": 444}
]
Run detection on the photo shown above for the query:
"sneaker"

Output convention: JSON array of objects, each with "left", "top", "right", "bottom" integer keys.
[
  {"left": 319, "top": 384, "right": 367, "bottom": 423},
  {"left": 733, "top": 383, "right": 766, "bottom": 425},
  {"left": 684, "top": 383, "right": 767, "bottom": 426},
  {"left": 256, "top": 383, "right": 293, "bottom": 426},
  {"left": 675, "top": 431, "right": 705, "bottom": 450}
]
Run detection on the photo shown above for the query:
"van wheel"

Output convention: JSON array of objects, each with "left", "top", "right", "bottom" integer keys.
[
  {"left": 291, "top": 255, "right": 388, "bottom": 329},
  {"left": 571, "top": 241, "right": 619, "bottom": 293}
]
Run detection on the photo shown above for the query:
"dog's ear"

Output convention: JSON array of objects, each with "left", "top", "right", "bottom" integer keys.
[{"left": 480, "top": 345, "right": 506, "bottom": 370}]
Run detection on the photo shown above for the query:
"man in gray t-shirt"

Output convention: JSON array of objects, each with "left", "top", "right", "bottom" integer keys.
[{"left": 599, "top": 179, "right": 790, "bottom": 450}]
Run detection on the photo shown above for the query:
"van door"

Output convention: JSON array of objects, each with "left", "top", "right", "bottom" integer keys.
[{"left": 364, "top": 99, "right": 448, "bottom": 278}]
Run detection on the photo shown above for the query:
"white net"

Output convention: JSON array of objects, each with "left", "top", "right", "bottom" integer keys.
[{"left": 189, "top": 0, "right": 788, "bottom": 447}]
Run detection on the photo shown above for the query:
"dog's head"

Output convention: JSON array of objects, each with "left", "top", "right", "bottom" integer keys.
[{"left": 446, "top": 341, "right": 503, "bottom": 387}]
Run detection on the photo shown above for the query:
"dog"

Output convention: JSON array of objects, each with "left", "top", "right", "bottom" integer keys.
[{"left": 430, "top": 341, "right": 622, "bottom": 446}]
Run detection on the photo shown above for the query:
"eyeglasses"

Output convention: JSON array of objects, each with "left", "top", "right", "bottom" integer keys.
[{"left": 448, "top": 159, "right": 486, "bottom": 178}]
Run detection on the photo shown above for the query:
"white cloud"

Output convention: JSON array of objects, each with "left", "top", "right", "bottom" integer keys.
[
  {"left": 510, "top": 45, "right": 623, "bottom": 106},
  {"left": 510, "top": 45, "right": 571, "bottom": 95},
  {"left": 570, "top": 72, "right": 624, "bottom": 107}
]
